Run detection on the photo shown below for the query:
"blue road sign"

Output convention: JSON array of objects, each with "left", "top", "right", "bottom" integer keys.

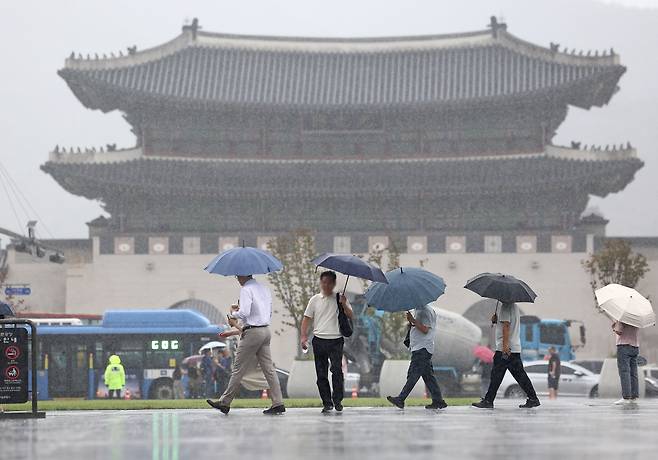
[{"left": 4, "top": 287, "right": 31, "bottom": 296}]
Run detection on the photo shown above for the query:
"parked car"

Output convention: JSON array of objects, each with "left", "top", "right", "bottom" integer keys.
[
  {"left": 571, "top": 359, "right": 604, "bottom": 375},
  {"left": 644, "top": 367, "right": 658, "bottom": 397},
  {"left": 499, "top": 360, "right": 599, "bottom": 398}
]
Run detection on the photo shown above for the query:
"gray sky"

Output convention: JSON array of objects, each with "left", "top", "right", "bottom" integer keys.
[{"left": 0, "top": 0, "right": 657, "bottom": 243}]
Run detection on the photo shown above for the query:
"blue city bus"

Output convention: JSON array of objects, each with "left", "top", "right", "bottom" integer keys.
[{"left": 35, "top": 310, "right": 224, "bottom": 399}]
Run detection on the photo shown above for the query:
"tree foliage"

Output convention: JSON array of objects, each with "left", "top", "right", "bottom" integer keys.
[
  {"left": 582, "top": 239, "right": 650, "bottom": 303},
  {"left": 266, "top": 229, "right": 318, "bottom": 355}
]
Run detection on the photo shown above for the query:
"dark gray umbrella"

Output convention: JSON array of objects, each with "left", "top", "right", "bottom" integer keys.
[
  {"left": 311, "top": 253, "right": 388, "bottom": 293},
  {"left": 464, "top": 273, "right": 537, "bottom": 303}
]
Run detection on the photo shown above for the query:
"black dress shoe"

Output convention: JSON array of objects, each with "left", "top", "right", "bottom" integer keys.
[
  {"left": 471, "top": 399, "right": 494, "bottom": 409},
  {"left": 519, "top": 398, "right": 541, "bottom": 409},
  {"left": 263, "top": 405, "right": 286, "bottom": 415},
  {"left": 321, "top": 404, "right": 334, "bottom": 414},
  {"left": 206, "top": 399, "right": 230, "bottom": 414},
  {"left": 425, "top": 400, "right": 448, "bottom": 410},
  {"left": 386, "top": 396, "right": 405, "bottom": 409},
  {"left": 334, "top": 402, "right": 343, "bottom": 412}
]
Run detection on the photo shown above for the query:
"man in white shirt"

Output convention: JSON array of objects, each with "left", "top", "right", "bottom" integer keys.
[
  {"left": 301, "top": 271, "right": 353, "bottom": 413},
  {"left": 472, "top": 302, "right": 539, "bottom": 409},
  {"left": 207, "top": 275, "right": 285, "bottom": 415}
]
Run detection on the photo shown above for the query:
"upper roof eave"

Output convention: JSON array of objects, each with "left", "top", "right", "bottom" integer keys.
[{"left": 62, "top": 24, "right": 620, "bottom": 72}]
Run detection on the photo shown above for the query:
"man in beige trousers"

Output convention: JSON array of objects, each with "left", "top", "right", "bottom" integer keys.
[{"left": 207, "top": 275, "right": 285, "bottom": 415}]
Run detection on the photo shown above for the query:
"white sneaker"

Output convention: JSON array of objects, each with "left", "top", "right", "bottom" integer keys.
[{"left": 613, "top": 398, "right": 631, "bottom": 405}]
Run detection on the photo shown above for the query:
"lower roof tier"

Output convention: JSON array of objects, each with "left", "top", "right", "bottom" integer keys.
[
  {"left": 41, "top": 145, "right": 642, "bottom": 233},
  {"left": 43, "top": 145, "right": 641, "bottom": 197}
]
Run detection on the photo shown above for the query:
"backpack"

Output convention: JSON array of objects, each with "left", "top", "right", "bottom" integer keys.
[{"left": 336, "top": 293, "right": 353, "bottom": 337}]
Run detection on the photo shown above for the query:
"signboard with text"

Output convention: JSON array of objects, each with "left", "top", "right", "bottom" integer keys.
[{"left": 0, "top": 327, "right": 29, "bottom": 403}]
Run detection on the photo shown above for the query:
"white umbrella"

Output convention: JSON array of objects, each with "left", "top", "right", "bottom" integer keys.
[
  {"left": 595, "top": 284, "right": 655, "bottom": 328},
  {"left": 198, "top": 341, "right": 227, "bottom": 354}
]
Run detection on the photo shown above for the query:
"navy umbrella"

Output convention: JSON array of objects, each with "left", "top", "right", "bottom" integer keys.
[
  {"left": 364, "top": 267, "right": 446, "bottom": 312},
  {"left": 205, "top": 246, "right": 283, "bottom": 276},
  {"left": 464, "top": 273, "right": 537, "bottom": 304},
  {"left": 311, "top": 253, "right": 388, "bottom": 293}
]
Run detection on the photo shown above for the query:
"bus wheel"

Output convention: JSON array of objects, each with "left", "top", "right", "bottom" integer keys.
[
  {"left": 505, "top": 385, "right": 525, "bottom": 399},
  {"left": 152, "top": 382, "right": 174, "bottom": 400}
]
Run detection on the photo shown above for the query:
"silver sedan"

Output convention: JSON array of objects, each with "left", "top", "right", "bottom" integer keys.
[{"left": 498, "top": 360, "right": 599, "bottom": 398}]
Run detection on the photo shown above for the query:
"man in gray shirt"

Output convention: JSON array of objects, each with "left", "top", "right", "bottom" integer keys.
[
  {"left": 472, "top": 302, "right": 540, "bottom": 409},
  {"left": 386, "top": 304, "right": 447, "bottom": 410}
]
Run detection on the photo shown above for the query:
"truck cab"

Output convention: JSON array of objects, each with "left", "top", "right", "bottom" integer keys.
[{"left": 519, "top": 316, "right": 586, "bottom": 362}]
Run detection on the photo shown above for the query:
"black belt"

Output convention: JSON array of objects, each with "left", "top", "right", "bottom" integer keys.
[{"left": 243, "top": 324, "right": 268, "bottom": 330}]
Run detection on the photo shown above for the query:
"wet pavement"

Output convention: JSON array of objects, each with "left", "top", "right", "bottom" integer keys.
[{"left": 2, "top": 399, "right": 658, "bottom": 460}]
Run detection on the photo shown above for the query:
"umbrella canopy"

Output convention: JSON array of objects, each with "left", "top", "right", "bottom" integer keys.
[
  {"left": 464, "top": 273, "right": 537, "bottom": 303},
  {"left": 595, "top": 284, "right": 655, "bottom": 328},
  {"left": 198, "top": 341, "right": 228, "bottom": 354},
  {"left": 311, "top": 253, "right": 388, "bottom": 283},
  {"left": 364, "top": 267, "right": 446, "bottom": 312},
  {"left": 204, "top": 246, "right": 283, "bottom": 276},
  {"left": 473, "top": 345, "right": 494, "bottom": 364}
]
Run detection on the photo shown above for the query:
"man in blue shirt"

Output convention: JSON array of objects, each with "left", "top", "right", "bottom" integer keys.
[{"left": 386, "top": 305, "right": 447, "bottom": 410}]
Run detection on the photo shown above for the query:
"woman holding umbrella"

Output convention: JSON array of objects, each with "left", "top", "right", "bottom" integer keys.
[{"left": 595, "top": 284, "right": 656, "bottom": 405}]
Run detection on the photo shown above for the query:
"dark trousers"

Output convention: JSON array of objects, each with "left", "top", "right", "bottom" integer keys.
[
  {"left": 617, "top": 344, "right": 640, "bottom": 399},
  {"left": 108, "top": 389, "right": 122, "bottom": 399},
  {"left": 485, "top": 351, "right": 538, "bottom": 402},
  {"left": 312, "top": 337, "right": 344, "bottom": 406},
  {"left": 399, "top": 349, "right": 444, "bottom": 402}
]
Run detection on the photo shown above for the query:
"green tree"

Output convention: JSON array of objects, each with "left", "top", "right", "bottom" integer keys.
[
  {"left": 266, "top": 229, "right": 318, "bottom": 358},
  {"left": 582, "top": 239, "right": 650, "bottom": 305}
]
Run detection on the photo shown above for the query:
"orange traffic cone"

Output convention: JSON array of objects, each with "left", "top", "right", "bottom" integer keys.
[
  {"left": 124, "top": 389, "right": 131, "bottom": 400},
  {"left": 261, "top": 388, "right": 268, "bottom": 399},
  {"left": 351, "top": 386, "right": 358, "bottom": 399}
]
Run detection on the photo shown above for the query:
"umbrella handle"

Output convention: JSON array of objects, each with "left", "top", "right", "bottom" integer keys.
[{"left": 342, "top": 275, "right": 350, "bottom": 295}]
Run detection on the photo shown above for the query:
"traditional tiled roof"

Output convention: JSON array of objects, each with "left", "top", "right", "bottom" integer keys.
[
  {"left": 42, "top": 145, "right": 642, "bottom": 200},
  {"left": 59, "top": 21, "right": 624, "bottom": 111}
]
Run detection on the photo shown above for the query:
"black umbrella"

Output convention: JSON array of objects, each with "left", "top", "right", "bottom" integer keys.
[{"left": 464, "top": 273, "right": 537, "bottom": 304}]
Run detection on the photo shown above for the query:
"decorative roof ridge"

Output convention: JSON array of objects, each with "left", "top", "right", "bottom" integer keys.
[
  {"left": 61, "top": 17, "right": 620, "bottom": 72},
  {"left": 546, "top": 144, "right": 637, "bottom": 161},
  {"left": 48, "top": 145, "right": 637, "bottom": 167},
  {"left": 497, "top": 29, "right": 620, "bottom": 66}
]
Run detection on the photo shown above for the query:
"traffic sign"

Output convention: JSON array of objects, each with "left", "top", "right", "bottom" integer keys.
[{"left": 4, "top": 286, "right": 31, "bottom": 296}]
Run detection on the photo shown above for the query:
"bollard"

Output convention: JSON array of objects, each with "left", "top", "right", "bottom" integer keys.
[
  {"left": 351, "top": 386, "right": 358, "bottom": 399},
  {"left": 261, "top": 389, "right": 268, "bottom": 399}
]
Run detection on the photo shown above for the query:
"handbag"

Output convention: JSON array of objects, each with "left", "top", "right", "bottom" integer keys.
[
  {"left": 336, "top": 293, "right": 353, "bottom": 337},
  {"left": 403, "top": 325, "right": 411, "bottom": 348}
]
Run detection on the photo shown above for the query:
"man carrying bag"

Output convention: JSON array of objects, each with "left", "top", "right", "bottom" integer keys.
[{"left": 301, "top": 271, "right": 354, "bottom": 413}]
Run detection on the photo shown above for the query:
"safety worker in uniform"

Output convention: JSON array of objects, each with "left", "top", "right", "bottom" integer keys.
[{"left": 104, "top": 354, "right": 126, "bottom": 399}]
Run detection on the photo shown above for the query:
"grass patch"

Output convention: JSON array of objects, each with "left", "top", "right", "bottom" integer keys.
[{"left": 3, "top": 397, "right": 473, "bottom": 411}]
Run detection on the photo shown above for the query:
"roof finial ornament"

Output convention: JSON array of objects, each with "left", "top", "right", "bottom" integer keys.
[
  {"left": 127, "top": 45, "right": 137, "bottom": 55},
  {"left": 487, "top": 16, "right": 507, "bottom": 38},
  {"left": 595, "top": 50, "right": 599, "bottom": 57},
  {"left": 571, "top": 141, "right": 581, "bottom": 149},
  {"left": 69, "top": 51, "right": 75, "bottom": 59},
  {"left": 183, "top": 17, "right": 201, "bottom": 40},
  {"left": 549, "top": 42, "right": 559, "bottom": 53},
  {"left": 54, "top": 144, "right": 59, "bottom": 153},
  {"left": 610, "top": 47, "right": 615, "bottom": 55},
  {"left": 94, "top": 53, "right": 99, "bottom": 60},
  {"left": 78, "top": 53, "right": 83, "bottom": 59}
]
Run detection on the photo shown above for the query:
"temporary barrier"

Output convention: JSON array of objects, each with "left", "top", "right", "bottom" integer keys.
[{"left": 0, "top": 319, "right": 46, "bottom": 418}]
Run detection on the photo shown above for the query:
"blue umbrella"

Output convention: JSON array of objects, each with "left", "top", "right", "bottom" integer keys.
[
  {"left": 204, "top": 246, "right": 283, "bottom": 276},
  {"left": 364, "top": 267, "right": 446, "bottom": 312},
  {"left": 311, "top": 253, "right": 388, "bottom": 293}
]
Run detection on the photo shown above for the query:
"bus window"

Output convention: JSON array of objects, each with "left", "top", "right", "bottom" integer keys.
[
  {"left": 539, "top": 324, "right": 566, "bottom": 345},
  {"left": 525, "top": 325, "right": 533, "bottom": 342}
]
